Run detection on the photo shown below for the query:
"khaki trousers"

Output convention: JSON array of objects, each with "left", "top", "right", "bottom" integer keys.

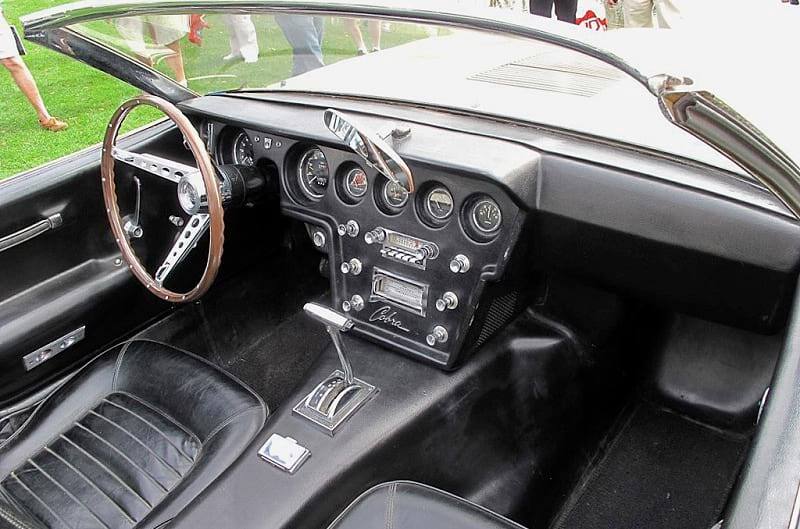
[{"left": 623, "top": 0, "right": 682, "bottom": 28}]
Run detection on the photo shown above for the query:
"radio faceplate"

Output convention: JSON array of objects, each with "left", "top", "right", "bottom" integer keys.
[{"left": 365, "top": 227, "right": 439, "bottom": 270}]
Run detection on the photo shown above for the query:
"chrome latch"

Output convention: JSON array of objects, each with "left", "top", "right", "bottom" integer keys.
[{"left": 257, "top": 433, "right": 311, "bottom": 474}]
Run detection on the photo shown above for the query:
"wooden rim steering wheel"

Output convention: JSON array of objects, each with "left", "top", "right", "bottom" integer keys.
[{"left": 101, "top": 95, "right": 224, "bottom": 303}]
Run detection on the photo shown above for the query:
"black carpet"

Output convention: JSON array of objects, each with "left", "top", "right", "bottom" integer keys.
[
  {"left": 552, "top": 402, "right": 748, "bottom": 529},
  {"left": 138, "top": 254, "right": 330, "bottom": 412}
]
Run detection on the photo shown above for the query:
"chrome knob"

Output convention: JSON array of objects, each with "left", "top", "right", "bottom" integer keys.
[
  {"left": 435, "top": 292, "right": 459, "bottom": 312},
  {"left": 340, "top": 258, "right": 363, "bottom": 275},
  {"left": 364, "top": 227, "right": 386, "bottom": 245},
  {"left": 350, "top": 295, "right": 365, "bottom": 312},
  {"left": 345, "top": 220, "right": 360, "bottom": 238},
  {"left": 449, "top": 254, "right": 470, "bottom": 274},
  {"left": 426, "top": 326, "right": 449, "bottom": 346},
  {"left": 415, "top": 243, "right": 438, "bottom": 261},
  {"left": 312, "top": 231, "right": 326, "bottom": 248},
  {"left": 337, "top": 224, "right": 347, "bottom": 236},
  {"left": 342, "top": 300, "right": 352, "bottom": 312}
]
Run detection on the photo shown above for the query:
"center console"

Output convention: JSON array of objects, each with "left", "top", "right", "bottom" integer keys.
[{"left": 280, "top": 141, "right": 532, "bottom": 368}]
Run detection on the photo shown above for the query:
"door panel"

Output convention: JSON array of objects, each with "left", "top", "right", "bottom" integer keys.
[{"left": 0, "top": 122, "right": 181, "bottom": 405}]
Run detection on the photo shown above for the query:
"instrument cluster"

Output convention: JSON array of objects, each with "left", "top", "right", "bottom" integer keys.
[{"left": 289, "top": 145, "right": 504, "bottom": 243}]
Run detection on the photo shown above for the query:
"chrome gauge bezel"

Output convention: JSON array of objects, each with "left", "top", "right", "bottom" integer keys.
[
  {"left": 343, "top": 166, "right": 368, "bottom": 199},
  {"left": 424, "top": 186, "right": 454, "bottom": 221},
  {"left": 375, "top": 177, "right": 409, "bottom": 214},
  {"left": 461, "top": 194, "right": 503, "bottom": 243},
  {"left": 296, "top": 147, "right": 330, "bottom": 200},
  {"left": 232, "top": 131, "right": 254, "bottom": 167},
  {"left": 471, "top": 198, "right": 502, "bottom": 234}
]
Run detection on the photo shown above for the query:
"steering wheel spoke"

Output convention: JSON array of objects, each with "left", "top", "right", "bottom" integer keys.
[
  {"left": 154, "top": 213, "right": 210, "bottom": 287},
  {"left": 102, "top": 95, "right": 224, "bottom": 303},
  {"left": 112, "top": 146, "right": 199, "bottom": 184}
]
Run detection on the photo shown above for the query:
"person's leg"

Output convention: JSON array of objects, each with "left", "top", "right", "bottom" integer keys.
[
  {"left": 1, "top": 56, "right": 49, "bottom": 121},
  {"left": 623, "top": 0, "right": 654, "bottom": 27},
  {"left": 275, "top": 15, "right": 324, "bottom": 76},
  {"left": 164, "top": 41, "right": 187, "bottom": 86},
  {"left": 223, "top": 14, "right": 259, "bottom": 62},
  {"left": 530, "top": 0, "right": 556, "bottom": 17},
  {"left": 654, "top": 0, "right": 681, "bottom": 28},
  {"left": 343, "top": 18, "right": 367, "bottom": 54},
  {"left": 553, "top": 0, "right": 579, "bottom": 22},
  {"left": 367, "top": 20, "right": 381, "bottom": 51}
]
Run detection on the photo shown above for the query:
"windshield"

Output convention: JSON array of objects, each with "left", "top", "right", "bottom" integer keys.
[{"left": 65, "top": 11, "right": 757, "bottom": 175}]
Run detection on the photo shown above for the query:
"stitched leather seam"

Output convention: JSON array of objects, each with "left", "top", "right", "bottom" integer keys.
[
  {"left": 100, "top": 397, "right": 196, "bottom": 463},
  {"left": 203, "top": 405, "right": 263, "bottom": 444},
  {"left": 43, "top": 446, "right": 137, "bottom": 525},
  {"left": 73, "top": 423, "right": 169, "bottom": 493},
  {"left": 385, "top": 482, "right": 396, "bottom": 529},
  {"left": 0, "top": 503, "right": 40, "bottom": 529},
  {"left": 113, "top": 392, "right": 199, "bottom": 445},
  {"left": 8, "top": 473, "right": 74, "bottom": 529},
  {"left": 112, "top": 341, "right": 134, "bottom": 391},
  {"left": 131, "top": 339, "right": 269, "bottom": 417},
  {"left": 26, "top": 459, "right": 112, "bottom": 529},
  {"left": 87, "top": 411, "right": 183, "bottom": 479},
  {"left": 58, "top": 434, "right": 153, "bottom": 509}
]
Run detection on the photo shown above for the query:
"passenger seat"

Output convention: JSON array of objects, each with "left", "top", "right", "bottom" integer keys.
[{"left": 327, "top": 481, "right": 526, "bottom": 529}]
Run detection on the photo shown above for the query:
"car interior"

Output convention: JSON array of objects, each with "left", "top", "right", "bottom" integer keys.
[{"left": 1, "top": 12, "right": 799, "bottom": 529}]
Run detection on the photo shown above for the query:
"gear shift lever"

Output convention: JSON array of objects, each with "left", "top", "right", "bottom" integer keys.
[
  {"left": 293, "top": 303, "right": 377, "bottom": 435},
  {"left": 303, "top": 303, "right": 355, "bottom": 385}
]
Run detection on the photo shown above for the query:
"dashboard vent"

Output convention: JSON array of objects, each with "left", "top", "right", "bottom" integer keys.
[{"left": 469, "top": 51, "right": 624, "bottom": 97}]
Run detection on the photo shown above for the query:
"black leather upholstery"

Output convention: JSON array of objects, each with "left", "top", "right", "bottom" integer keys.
[
  {"left": 328, "top": 481, "right": 526, "bottom": 529},
  {"left": 0, "top": 340, "right": 266, "bottom": 529}
]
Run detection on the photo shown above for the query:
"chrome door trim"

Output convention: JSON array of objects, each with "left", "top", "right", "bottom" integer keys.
[{"left": 0, "top": 213, "right": 63, "bottom": 253}]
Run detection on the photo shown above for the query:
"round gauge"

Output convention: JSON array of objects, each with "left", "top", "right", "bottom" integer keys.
[
  {"left": 297, "top": 148, "right": 329, "bottom": 199},
  {"left": 382, "top": 180, "right": 409, "bottom": 209},
  {"left": 471, "top": 198, "right": 502, "bottom": 233},
  {"left": 233, "top": 132, "right": 254, "bottom": 166},
  {"left": 424, "top": 186, "right": 454, "bottom": 220},
  {"left": 343, "top": 167, "right": 368, "bottom": 199}
]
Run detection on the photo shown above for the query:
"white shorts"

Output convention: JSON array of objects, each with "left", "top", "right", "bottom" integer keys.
[
  {"left": 114, "top": 15, "right": 188, "bottom": 56},
  {"left": 0, "top": 11, "right": 20, "bottom": 60}
]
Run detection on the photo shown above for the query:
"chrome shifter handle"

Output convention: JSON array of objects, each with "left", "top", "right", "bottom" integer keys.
[{"left": 304, "top": 303, "right": 355, "bottom": 384}]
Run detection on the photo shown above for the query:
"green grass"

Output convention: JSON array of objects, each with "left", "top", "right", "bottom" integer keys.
[{"left": 0, "top": 5, "right": 432, "bottom": 179}]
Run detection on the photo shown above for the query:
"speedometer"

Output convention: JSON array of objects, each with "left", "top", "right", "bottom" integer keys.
[
  {"left": 233, "top": 132, "right": 254, "bottom": 166},
  {"left": 297, "top": 148, "right": 329, "bottom": 199}
]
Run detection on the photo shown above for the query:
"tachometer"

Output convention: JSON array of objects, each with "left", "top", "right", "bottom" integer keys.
[
  {"left": 424, "top": 186, "right": 454, "bottom": 221},
  {"left": 233, "top": 132, "right": 254, "bottom": 166},
  {"left": 471, "top": 198, "right": 502, "bottom": 233},
  {"left": 297, "top": 148, "right": 329, "bottom": 199}
]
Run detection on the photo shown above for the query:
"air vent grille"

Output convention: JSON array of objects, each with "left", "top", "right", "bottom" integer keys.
[{"left": 469, "top": 52, "right": 624, "bottom": 97}]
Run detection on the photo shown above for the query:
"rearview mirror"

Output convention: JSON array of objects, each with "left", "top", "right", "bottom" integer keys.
[{"left": 324, "top": 109, "right": 415, "bottom": 193}]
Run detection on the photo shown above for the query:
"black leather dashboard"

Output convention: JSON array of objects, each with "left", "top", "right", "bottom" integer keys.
[{"left": 179, "top": 93, "right": 800, "bottom": 356}]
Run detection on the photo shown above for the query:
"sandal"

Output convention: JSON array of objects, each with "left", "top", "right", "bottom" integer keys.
[{"left": 40, "top": 117, "right": 68, "bottom": 132}]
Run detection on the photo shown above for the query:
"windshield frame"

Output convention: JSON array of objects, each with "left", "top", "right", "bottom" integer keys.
[{"left": 22, "top": 0, "right": 654, "bottom": 102}]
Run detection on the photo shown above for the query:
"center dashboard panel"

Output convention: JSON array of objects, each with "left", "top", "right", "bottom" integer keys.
[{"left": 196, "top": 110, "right": 538, "bottom": 368}]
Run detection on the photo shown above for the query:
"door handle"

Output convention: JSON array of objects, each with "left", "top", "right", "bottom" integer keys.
[{"left": 0, "top": 213, "right": 63, "bottom": 253}]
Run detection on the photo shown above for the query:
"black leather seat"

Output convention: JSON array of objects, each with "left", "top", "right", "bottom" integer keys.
[
  {"left": 328, "top": 481, "right": 527, "bottom": 529},
  {"left": 0, "top": 340, "right": 266, "bottom": 529}
]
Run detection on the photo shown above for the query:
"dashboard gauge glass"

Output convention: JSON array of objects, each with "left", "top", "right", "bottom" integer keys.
[
  {"left": 382, "top": 180, "right": 409, "bottom": 209},
  {"left": 233, "top": 132, "right": 254, "bottom": 166},
  {"left": 344, "top": 167, "right": 368, "bottom": 199},
  {"left": 471, "top": 198, "right": 502, "bottom": 233},
  {"left": 297, "top": 148, "right": 329, "bottom": 199},
  {"left": 424, "top": 187, "right": 454, "bottom": 220}
]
